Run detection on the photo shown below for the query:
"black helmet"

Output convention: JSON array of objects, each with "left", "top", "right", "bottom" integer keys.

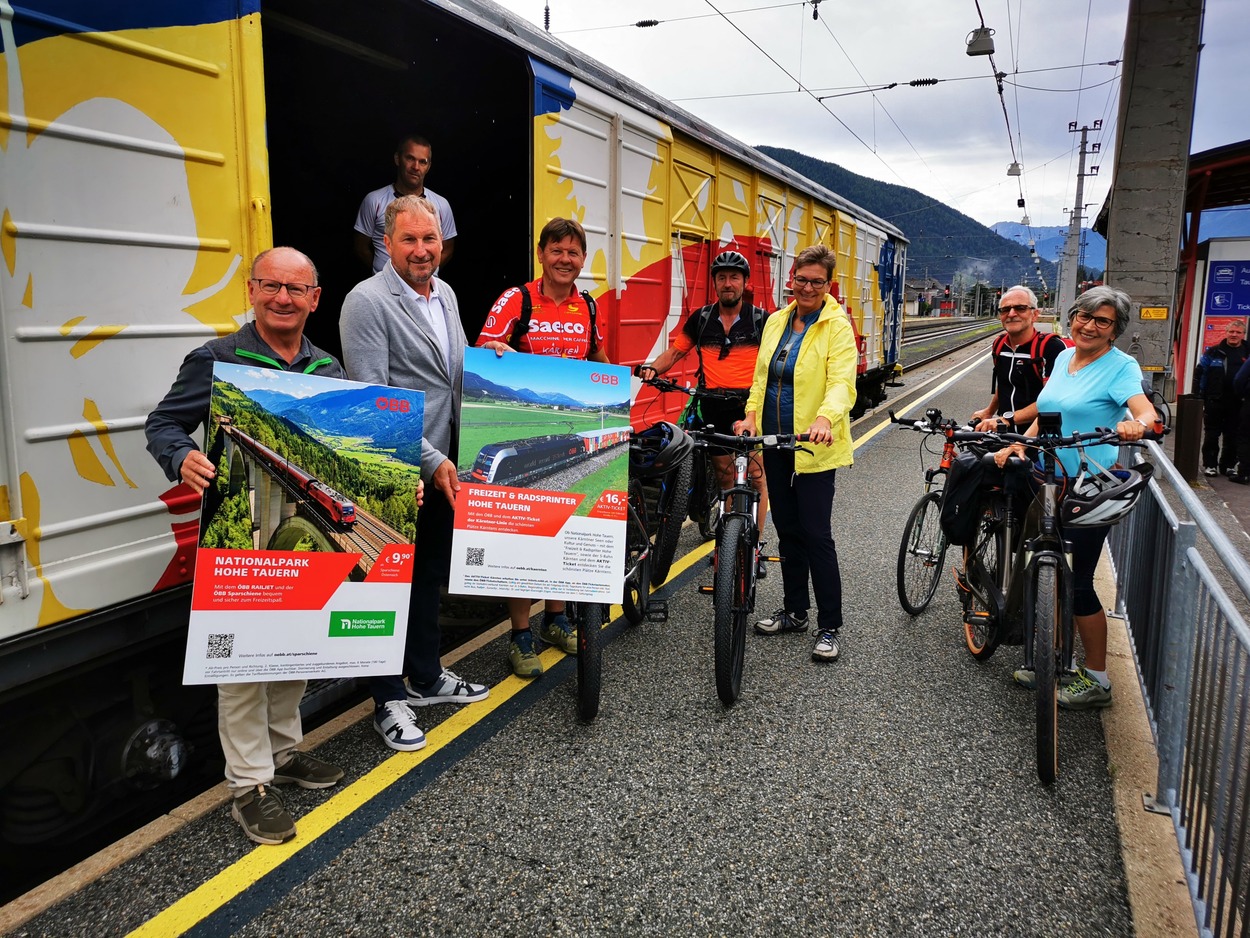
[
  {"left": 711, "top": 251, "right": 750, "bottom": 279},
  {"left": 630, "top": 422, "right": 693, "bottom": 478},
  {"left": 1061, "top": 462, "right": 1154, "bottom": 528}
]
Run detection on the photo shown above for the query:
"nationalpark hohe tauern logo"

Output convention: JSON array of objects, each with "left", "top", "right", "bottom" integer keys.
[{"left": 328, "top": 611, "right": 396, "bottom": 636}]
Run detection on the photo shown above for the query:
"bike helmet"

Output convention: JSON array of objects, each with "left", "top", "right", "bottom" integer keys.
[
  {"left": 630, "top": 421, "right": 693, "bottom": 478},
  {"left": 1060, "top": 462, "right": 1154, "bottom": 528},
  {"left": 711, "top": 251, "right": 750, "bottom": 279}
]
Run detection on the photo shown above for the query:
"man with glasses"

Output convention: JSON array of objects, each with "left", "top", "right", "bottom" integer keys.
[
  {"left": 340, "top": 196, "right": 489, "bottom": 753},
  {"left": 971, "top": 285, "right": 1069, "bottom": 432},
  {"left": 145, "top": 247, "right": 346, "bottom": 846},
  {"left": 637, "top": 250, "right": 770, "bottom": 559}
]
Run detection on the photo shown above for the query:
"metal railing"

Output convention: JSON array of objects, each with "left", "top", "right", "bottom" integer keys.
[{"left": 1108, "top": 442, "right": 1250, "bottom": 938}]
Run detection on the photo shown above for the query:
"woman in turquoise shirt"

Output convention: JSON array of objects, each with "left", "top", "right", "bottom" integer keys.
[{"left": 994, "top": 286, "right": 1158, "bottom": 710}]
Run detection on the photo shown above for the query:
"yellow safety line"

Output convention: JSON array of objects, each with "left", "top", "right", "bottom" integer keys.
[{"left": 129, "top": 350, "right": 990, "bottom": 936}]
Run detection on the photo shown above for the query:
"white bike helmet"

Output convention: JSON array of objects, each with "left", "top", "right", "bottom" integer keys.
[{"left": 1061, "top": 462, "right": 1154, "bottom": 528}]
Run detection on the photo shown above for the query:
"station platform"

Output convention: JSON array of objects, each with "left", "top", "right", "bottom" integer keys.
[{"left": 1, "top": 347, "right": 1220, "bottom": 938}]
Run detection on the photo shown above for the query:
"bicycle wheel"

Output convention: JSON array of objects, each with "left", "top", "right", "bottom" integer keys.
[
  {"left": 650, "top": 454, "right": 691, "bottom": 587},
  {"left": 1034, "top": 558, "right": 1059, "bottom": 785},
  {"left": 961, "top": 509, "right": 1005, "bottom": 660},
  {"left": 622, "top": 481, "right": 651, "bottom": 625},
  {"left": 575, "top": 601, "right": 604, "bottom": 722},
  {"left": 896, "top": 491, "right": 948, "bottom": 615},
  {"left": 713, "top": 516, "right": 749, "bottom": 705},
  {"left": 694, "top": 453, "right": 721, "bottom": 542}
]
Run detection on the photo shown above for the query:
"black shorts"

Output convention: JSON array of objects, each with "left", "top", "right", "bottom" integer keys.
[{"left": 691, "top": 390, "right": 748, "bottom": 434}]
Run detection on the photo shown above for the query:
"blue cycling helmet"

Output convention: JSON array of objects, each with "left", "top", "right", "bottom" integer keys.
[{"left": 630, "top": 422, "right": 693, "bottom": 477}]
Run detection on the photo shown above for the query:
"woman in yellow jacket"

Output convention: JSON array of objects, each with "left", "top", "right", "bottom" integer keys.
[{"left": 735, "top": 245, "right": 857, "bottom": 662}]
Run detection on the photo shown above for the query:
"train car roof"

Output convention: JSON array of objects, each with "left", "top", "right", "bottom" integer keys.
[{"left": 430, "top": 0, "right": 908, "bottom": 243}]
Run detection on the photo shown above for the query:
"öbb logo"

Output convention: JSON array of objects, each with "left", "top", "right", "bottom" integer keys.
[
  {"left": 375, "top": 397, "right": 412, "bottom": 412},
  {"left": 590, "top": 372, "right": 618, "bottom": 386}
]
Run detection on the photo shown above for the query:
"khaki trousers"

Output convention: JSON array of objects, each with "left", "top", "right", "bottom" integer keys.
[{"left": 217, "top": 681, "right": 306, "bottom": 796}]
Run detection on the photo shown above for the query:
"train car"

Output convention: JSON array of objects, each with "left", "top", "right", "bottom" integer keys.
[
  {"left": 307, "top": 481, "right": 357, "bottom": 528},
  {"left": 238, "top": 433, "right": 356, "bottom": 528},
  {"left": 0, "top": 0, "right": 905, "bottom": 849},
  {"left": 578, "top": 427, "right": 631, "bottom": 455}
]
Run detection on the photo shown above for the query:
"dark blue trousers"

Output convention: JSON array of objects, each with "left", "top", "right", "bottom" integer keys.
[{"left": 762, "top": 450, "right": 843, "bottom": 633}]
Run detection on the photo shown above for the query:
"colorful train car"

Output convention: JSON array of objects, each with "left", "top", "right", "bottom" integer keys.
[
  {"left": 0, "top": 0, "right": 905, "bottom": 847},
  {"left": 239, "top": 433, "right": 357, "bottom": 528}
]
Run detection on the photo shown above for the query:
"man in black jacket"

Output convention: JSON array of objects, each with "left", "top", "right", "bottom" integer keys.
[
  {"left": 145, "top": 247, "right": 345, "bottom": 846},
  {"left": 1195, "top": 319, "right": 1248, "bottom": 477}
]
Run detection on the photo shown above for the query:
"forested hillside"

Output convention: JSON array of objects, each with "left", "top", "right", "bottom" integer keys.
[{"left": 757, "top": 146, "right": 1059, "bottom": 293}]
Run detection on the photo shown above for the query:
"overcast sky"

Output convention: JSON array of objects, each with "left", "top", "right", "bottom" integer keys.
[{"left": 492, "top": 0, "right": 1247, "bottom": 236}]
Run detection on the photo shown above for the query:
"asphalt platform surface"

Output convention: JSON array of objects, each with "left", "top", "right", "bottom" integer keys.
[{"left": 11, "top": 351, "right": 1137, "bottom": 937}]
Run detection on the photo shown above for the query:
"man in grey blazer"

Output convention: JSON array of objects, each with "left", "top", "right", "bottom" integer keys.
[{"left": 340, "top": 195, "right": 489, "bottom": 752}]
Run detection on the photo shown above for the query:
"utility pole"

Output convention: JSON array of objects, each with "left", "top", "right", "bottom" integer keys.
[{"left": 1057, "top": 121, "right": 1101, "bottom": 314}]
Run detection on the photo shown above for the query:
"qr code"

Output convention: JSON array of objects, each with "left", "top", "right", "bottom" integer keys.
[
  {"left": 207, "top": 633, "right": 235, "bottom": 659},
  {"left": 466, "top": 547, "right": 485, "bottom": 567}
]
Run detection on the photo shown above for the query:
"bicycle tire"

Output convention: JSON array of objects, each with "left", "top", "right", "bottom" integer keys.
[
  {"left": 962, "top": 509, "right": 1005, "bottom": 660},
  {"left": 1034, "top": 559, "right": 1059, "bottom": 785},
  {"left": 713, "top": 516, "right": 749, "bottom": 705},
  {"left": 622, "top": 481, "right": 651, "bottom": 625},
  {"left": 694, "top": 453, "right": 721, "bottom": 542},
  {"left": 896, "top": 491, "right": 948, "bottom": 615},
  {"left": 574, "top": 601, "right": 604, "bottom": 721},
  {"left": 650, "top": 454, "right": 692, "bottom": 587}
]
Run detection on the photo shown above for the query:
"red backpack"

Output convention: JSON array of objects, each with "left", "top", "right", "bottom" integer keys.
[{"left": 992, "top": 331, "right": 1062, "bottom": 384}]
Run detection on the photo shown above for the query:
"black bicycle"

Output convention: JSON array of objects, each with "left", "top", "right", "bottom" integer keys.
[{"left": 690, "top": 429, "right": 808, "bottom": 705}]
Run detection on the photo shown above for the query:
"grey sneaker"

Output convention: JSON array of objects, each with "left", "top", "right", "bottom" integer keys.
[
  {"left": 812, "top": 630, "right": 840, "bottom": 661},
  {"left": 754, "top": 609, "right": 808, "bottom": 635},
  {"left": 406, "top": 668, "right": 490, "bottom": 707},
  {"left": 231, "top": 785, "right": 296, "bottom": 845},
  {"left": 1013, "top": 668, "right": 1080, "bottom": 690},
  {"left": 273, "top": 751, "right": 344, "bottom": 789},
  {"left": 1058, "top": 669, "right": 1112, "bottom": 710},
  {"left": 540, "top": 613, "right": 578, "bottom": 655}
]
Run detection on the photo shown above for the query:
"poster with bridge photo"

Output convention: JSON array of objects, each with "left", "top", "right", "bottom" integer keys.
[
  {"left": 449, "top": 348, "right": 630, "bottom": 604},
  {"left": 182, "top": 362, "right": 424, "bottom": 684}
]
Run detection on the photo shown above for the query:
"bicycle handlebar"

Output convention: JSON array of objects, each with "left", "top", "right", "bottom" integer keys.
[
  {"left": 633, "top": 368, "right": 748, "bottom": 402},
  {"left": 888, "top": 409, "right": 1167, "bottom": 447},
  {"left": 689, "top": 428, "right": 811, "bottom": 452}
]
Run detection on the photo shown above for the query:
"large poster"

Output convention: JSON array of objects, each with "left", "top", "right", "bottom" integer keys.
[
  {"left": 449, "top": 349, "right": 630, "bottom": 604},
  {"left": 183, "top": 363, "right": 423, "bottom": 683}
]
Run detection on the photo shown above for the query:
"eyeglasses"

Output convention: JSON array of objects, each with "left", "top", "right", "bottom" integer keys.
[
  {"left": 793, "top": 277, "right": 829, "bottom": 289},
  {"left": 998, "top": 304, "right": 1033, "bottom": 314},
  {"left": 251, "top": 278, "right": 317, "bottom": 298},
  {"left": 1071, "top": 310, "right": 1117, "bottom": 330}
]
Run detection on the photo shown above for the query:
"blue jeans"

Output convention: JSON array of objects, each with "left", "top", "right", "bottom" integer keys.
[{"left": 762, "top": 450, "right": 843, "bottom": 633}]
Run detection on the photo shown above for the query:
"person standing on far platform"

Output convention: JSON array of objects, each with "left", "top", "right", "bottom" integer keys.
[
  {"left": 1195, "top": 318, "right": 1248, "bottom": 477},
  {"left": 354, "top": 134, "right": 457, "bottom": 273},
  {"left": 340, "top": 195, "right": 490, "bottom": 753},
  {"left": 145, "top": 247, "right": 346, "bottom": 846}
]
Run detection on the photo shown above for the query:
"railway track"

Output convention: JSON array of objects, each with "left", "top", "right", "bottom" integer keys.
[{"left": 901, "top": 316, "right": 1001, "bottom": 371}]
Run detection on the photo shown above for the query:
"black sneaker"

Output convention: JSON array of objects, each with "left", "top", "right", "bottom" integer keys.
[
  {"left": 273, "top": 751, "right": 344, "bottom": 789},
  {"left": 231, "top": 785, "right": 296, "bottom": 845},
  {"left": 754, "top": 609, "right": 808, "bottom": 635},
  {"left": 1230, "top": 474, "right": 1250, "bottom": 485}
]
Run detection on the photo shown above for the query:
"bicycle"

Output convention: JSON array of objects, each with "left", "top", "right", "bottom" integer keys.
[
  {"left": 634, "top": 373, "right": 751, "bottom": 582},
  {"left": 688, "top": 428, "right": 809, "bottom": 705},
  {"left": 894, "top": 411, "right": 1160, "bottom": 783}
]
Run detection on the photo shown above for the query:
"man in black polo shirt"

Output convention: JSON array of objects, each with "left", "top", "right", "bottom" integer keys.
[{"left": 971, "top": 285, "right": 1068, "bottom": 432}]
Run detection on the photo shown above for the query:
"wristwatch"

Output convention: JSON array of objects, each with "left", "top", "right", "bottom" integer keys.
[{"left": 1002, "top": 411, "right": 1015, "bottom": 424}]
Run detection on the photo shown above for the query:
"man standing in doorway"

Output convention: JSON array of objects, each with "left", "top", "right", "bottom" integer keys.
[
  {"left": 971, "top": 285, "right": 1068, "bottom": 432},
  {"left": 1195, "top": 318, "right": 1248, "bottom": 477},
  {"left": 340, "top": 196, "right": 488, "bottom": 752},
  {"left": 353, "top": 134, "right": 457, "bottom": 273}
]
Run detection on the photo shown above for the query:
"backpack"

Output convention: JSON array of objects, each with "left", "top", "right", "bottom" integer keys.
[
  {"left": 508, "top": 284, "right": 598, "bottom": 352},
  {"left": 693, "top": 303, "right": 766, "bottom": 384},
  {"left": 992, "top": 331, "right": 1057, "bottom": 385}
]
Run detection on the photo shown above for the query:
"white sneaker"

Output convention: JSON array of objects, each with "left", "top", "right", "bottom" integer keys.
[
  {"left": 405, "top": 668, "right": 490, "bottom": 707},
  {"left": 1202, "top": 466, "right": 1219, "bottom": 477},
  {"left": 812, "top": 630, "right": 840, "bottom": 661},
  {"left": 373, "top": 700, "right": 427, "bottom": 751}
]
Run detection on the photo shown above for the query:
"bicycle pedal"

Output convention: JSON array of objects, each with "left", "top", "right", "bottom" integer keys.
[
  {"left": 698, "top": 584, "right": 714, "bottom": 595},
  {"left": 761, "top": 555, "right": 780, "bottom": 563},
  {"left": 646, "top": 601, "right": 669, "bottom": 623}
]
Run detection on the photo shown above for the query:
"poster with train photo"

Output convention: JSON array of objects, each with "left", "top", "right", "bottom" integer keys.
[
  {"left": 183, "top": 363, "right": 424, "bottom": 684},
  {"left": 450, "top": 348, "right": 631, "bottom": 604}
]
